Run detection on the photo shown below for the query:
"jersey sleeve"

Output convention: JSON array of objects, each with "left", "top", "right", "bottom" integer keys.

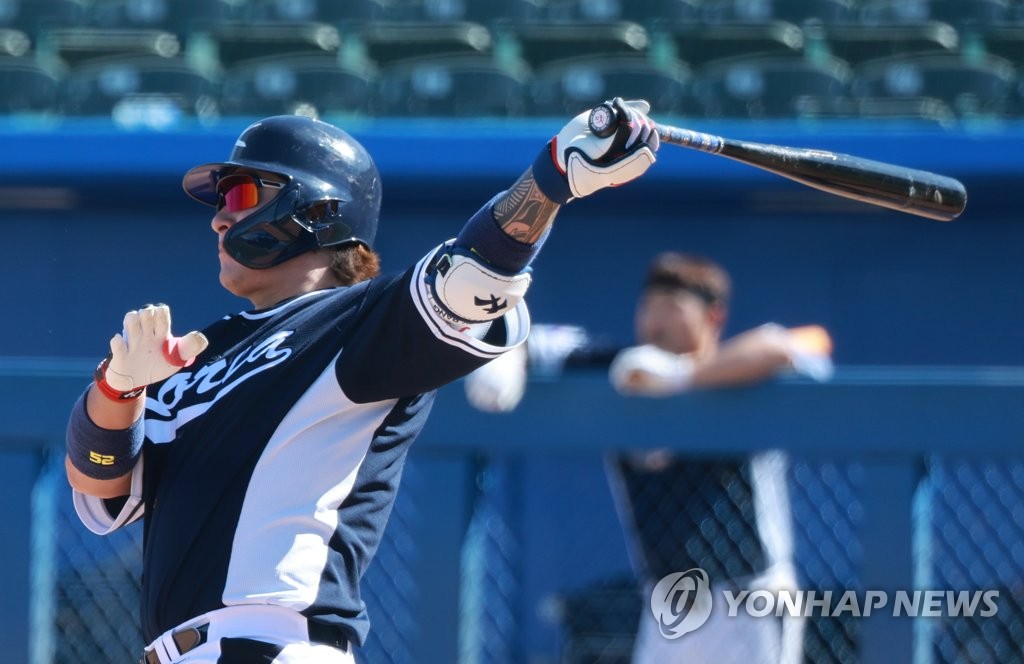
[
  {"left": 72, "top": 454, "right": 145, "bottom": 535},
  {"left": 337, "top": 248, "right": 530, "bottom": 403}
]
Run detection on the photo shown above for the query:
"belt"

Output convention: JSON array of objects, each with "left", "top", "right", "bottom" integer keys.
[
  {"left": 140, "top": 623, "right": 208, "bottom": 664},
  {"left": 140, "top": 606, "right": 350, "bottom": 664}
]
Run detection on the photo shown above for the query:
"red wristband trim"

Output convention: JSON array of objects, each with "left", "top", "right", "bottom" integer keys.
[{"left": 94, "top": 356, "right": 145, "bottom": 402}]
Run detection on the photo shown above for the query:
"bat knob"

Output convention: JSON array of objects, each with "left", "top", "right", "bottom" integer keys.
[{"left": 588, "top": 103, "right": 619, "bottom": 138}]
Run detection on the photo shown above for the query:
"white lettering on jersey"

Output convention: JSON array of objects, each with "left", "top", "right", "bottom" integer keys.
[{"left": 146, "top": 331, "right": 294, "bottom": 444}]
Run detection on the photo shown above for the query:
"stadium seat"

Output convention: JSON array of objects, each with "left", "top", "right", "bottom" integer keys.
[
  {"left": 3, "top": 0, "right": 86, "bottom": 39},
  {"left": 86, "top": 0, "right": 243, "bottom": 34},
  {"left": 357, "top": 20, "right": 493, "bottom": 67},
  {"left": 242, "top": 0, "right": 389, "bottom": 25},
  {"left": 819, "top": 21, "right": 960, "bottom": 64},
  {"left": 851, "top": 53, "right": 1017, "bottom": 117},
  {"left": 505, "top": 20, "right": 650, "bottom": 69},
  {"left": 926, "top": 0, "right": 1011, "bottom": 26},
  {"left": 622, "top": 0, "right": 701, "bottom": 24},
  {"left": 689, "top": 54, "right": 852, "bottom": 118},
  {"left": 374, "top": 53, "right": 528, "bottom": 117},
  {"left": 0, "top": 55, "right": 62, "bottom": 113},
  {"left": 38, "top": 27, "right": 183, "bottom": 66},
  {"left": 542, "top": 0, "right": 625, "bottom": 22},
  {"left": 199, "top": 21, "right": 341, "bottom": 68},
  {"left": 858, "top": 0, "right": 1011, "bottom": 26},
  {"left": 697, "top": 0, "right": 858, "bottom": 24},
  {"left": 219, "top": 53, "right": 375, "bottom": 118},
  {"left": 979, "top": 25, "right": 1024, "bottom": 65},
  {"left": 663, "top": 21, "right": 806, "bottom": 67},
  {"left": 0, "top": 27, "right": 29, "bottom": 57},
  {"left": 58, "top": 53, "right": 218, "bottom": 120},
  {"left": 792, "top": 95, "right": 959, "bottom": 125},
  {"left": 528, "top": 53, "right": 690, "bottom": 116}
]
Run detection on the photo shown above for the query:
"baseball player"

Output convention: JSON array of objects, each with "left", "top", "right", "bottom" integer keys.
[
  {"left": 465, "top": 251, "right": 833, "bottom": 664},
  {"left": 64, "top": 101, "right": 659, "bottom": 663}
]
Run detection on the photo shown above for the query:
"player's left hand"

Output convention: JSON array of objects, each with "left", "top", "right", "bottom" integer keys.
[
  {"left": 784, "top": 325, "right": 834, "bottom": 382},
  {"left": 102, "top": 304, "right": 209, "bottom": 394},
  {"left": 760, "top": 323, "right": 834, "bottom": 382}
]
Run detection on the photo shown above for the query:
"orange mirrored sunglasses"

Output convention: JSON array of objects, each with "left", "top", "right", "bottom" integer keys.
[{"left": 216, "top": 174, "right": 283, "bottom": 213}]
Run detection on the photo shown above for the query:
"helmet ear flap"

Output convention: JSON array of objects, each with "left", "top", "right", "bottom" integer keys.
[{"left": 297, "top": 199, "right": 360, "bottom": 249}]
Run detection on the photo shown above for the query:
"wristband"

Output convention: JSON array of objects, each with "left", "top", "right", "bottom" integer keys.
[
  {"left": 94, "top": 355, "right": 145, "bottom": 402},
  {"left": 66, "top": 390, "right": 144, "bottom": 480},
  {"left": 531, "top": 141, "right": 574, "bottom": 205}
]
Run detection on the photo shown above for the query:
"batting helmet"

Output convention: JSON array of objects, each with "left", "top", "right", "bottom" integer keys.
[{"left": 182, "top": 114, "right": 382, "bottom": 269}]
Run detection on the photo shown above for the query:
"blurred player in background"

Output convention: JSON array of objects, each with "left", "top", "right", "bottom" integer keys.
[
  {"left": 63, "top": 100, "right": 659, "bottom": 663},
  {"left": 465, "top": 251, "right": 833, "bottom": 664}
]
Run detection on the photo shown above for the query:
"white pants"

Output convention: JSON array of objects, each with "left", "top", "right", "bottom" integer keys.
[
  {"left": 144, "top": 605, "right": 354, "bottom": 664},
  {"left": 176, "top": 641, "right": 353, "bottom": 663}
]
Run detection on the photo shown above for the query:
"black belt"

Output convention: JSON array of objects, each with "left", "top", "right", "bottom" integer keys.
[{"left": 140, "top": 619, "right": 349, "bottom": 663}]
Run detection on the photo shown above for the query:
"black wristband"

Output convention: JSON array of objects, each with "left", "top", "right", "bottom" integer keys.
[{"left": 531, "top": 141, "right": 574, "bottom": 205}]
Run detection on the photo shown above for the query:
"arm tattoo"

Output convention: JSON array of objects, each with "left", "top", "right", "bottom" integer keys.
[{"left": 494, "top": 169, "right": 561, "bottom": 245}]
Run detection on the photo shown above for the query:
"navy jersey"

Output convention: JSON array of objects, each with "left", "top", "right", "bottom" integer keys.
[{"left": 73, "top": 249, "right": 529, "bottom": 646}]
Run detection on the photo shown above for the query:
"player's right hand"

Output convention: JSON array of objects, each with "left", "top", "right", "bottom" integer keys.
[
  {"left": 464, "top": 344, "right": 528, "bottom": 413},
  {"left": 609, "top": 344, "right": 695, "bottom": 396},
  {"left": 542, "top": 98, "right": 659, "bottom": 202},
  {"left": 100, "top": 304, "right": 208, "bottom": 396}
]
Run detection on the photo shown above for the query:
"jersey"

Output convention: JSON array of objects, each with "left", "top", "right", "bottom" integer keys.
[{"left": 72, "top": 249, "right": 530, "bottom": 646}]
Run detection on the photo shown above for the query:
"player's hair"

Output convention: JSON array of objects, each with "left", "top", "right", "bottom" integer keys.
[
  {"left": 329, "top": 244, "right": 381, "bottom": 285},
  {"left": 643, "top": 252, "right": 731, "bottom": 306}
]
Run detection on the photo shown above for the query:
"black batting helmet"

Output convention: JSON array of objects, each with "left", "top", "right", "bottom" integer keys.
[{"left": 183, "top": 114, "right": 382, "bottom": 269}]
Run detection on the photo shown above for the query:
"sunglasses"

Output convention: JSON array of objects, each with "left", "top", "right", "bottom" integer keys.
[{"left": 216, "top": 174, "right": 284, "bottom": 213}]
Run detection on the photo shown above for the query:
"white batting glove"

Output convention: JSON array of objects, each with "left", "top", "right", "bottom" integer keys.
[
  {"left": 761, "top": 323, "right": 835, "bottom": 383},
  {"left": 464, "top": 344, "right": 528, "bottom": 413},
  {"left": 533, "top": 98, "right": 659, "bottom": 204},
  {"left": 98, "top": 304, "right": 208, "bottom": 399},
  {"left": 555, "top": 98, "right": 659, "bottom": 199},
  {"left": 609, "top": 344, "right": 695, "bottom": 397}
]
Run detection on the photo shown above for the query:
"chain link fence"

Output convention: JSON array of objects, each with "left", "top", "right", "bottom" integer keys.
[{"left": 45, "top": 451, "right": 1023, "bottom": 663}]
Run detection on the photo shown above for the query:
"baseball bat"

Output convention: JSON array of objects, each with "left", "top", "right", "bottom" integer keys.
[{"left": 587, "top": 102, "right": 967, "bottom": 221}]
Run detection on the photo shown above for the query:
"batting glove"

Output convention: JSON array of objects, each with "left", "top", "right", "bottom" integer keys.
[
  {"left": 533, "top": 97, "right": 659, "bottom": 204},
  {"left": 761, "top": 323, "right": 835, "bottom": 383},
  {"left": 609, "top": 344, "right": 695, "bottom": 396},
  {"left": 95, "top": 304, "right": 208, "bottom": 401},
  {"left": 464, "top": 344, "right": 528, "bottom": 413}
]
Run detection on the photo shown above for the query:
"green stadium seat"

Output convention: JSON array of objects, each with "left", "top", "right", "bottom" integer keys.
[
  {"left": 219, "top": 53, "right": 375, "bottom": 118},
  {"left": 663, "top": 21, "right": 806, "bottom": 67},
  {"left": 374, "top": 53, "right": 528, "bottom": 117},
  {"left": 0, "top": 55, "right": 62, "bottom": 113},
  {"left": 528, "top": 53, "right": 691, "bottom": 116},
  {"left": 197, "top": 21, "right": 341, "bottom": 68},
  {"left": 58, "top": 53, "right": 218, "bottom": 119},
  {"left": 689, "top": 54, "right": 852, "bottom": 118},
  {"left": 851, "top": 52, "right": 1017, "bottom": 117},
  {"left": 817, "top": 21, "right": 960, "bottom": 65},
  {"left": 357, "top": 20, "right": 493, "bottom": 67},
  {"left": 504, "top": 20, "right": 650, "bottom": 69}
]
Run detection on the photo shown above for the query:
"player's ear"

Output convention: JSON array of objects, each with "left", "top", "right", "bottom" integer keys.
[{"left": 707, "top": 302, "right": 728, "bottom": 333}]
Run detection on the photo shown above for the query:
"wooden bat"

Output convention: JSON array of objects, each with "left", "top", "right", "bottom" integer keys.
[{"left": 587, "top": 102, "right": 967, "bottom": 221}]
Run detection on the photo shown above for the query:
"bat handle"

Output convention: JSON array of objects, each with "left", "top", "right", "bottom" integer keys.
[{"left": 589, "top": 102, "right": 725, "bottom": 156}]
